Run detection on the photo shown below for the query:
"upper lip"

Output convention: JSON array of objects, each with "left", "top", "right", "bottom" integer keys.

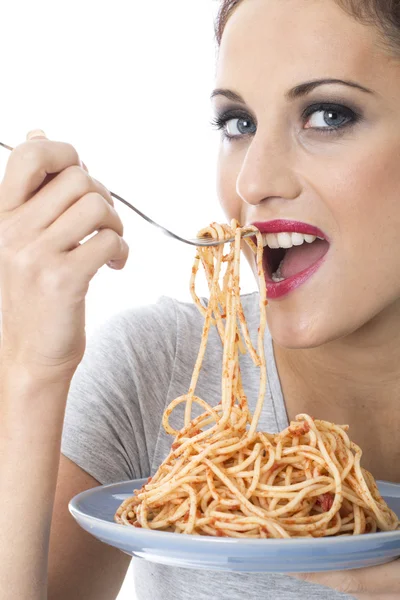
[{"left": 251, "top": 219, "right": 328, "bottom": 241}]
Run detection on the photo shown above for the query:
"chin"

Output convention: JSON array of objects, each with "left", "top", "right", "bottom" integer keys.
[{"left": 266, "top": 308, "right": 347, "bottom": 350}]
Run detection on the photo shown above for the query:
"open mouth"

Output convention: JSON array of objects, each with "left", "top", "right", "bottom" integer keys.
[
  {"left": 252, "top": 221, "right": 330, "bottom": 298},
  {"left": 262, "top": 232, "right": 329, "bottom": 282}
]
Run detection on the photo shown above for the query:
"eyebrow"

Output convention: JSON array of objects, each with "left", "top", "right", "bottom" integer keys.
[
  {"left": 287, "top": 78, "right": 374, "bottom": 99},
  {"left": 211, "top": 79, "right": 374, "bottom": 103}
]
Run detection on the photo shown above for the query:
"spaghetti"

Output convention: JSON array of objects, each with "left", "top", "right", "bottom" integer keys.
[{"left": 115, "top": 221, "right": 399, "bottom": 538}]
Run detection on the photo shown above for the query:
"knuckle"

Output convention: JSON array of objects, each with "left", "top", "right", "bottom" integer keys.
[
  {"left": 64, "top": 165, "right": 92, "bottom": 195},
  {"left": 91, "top": 176, "right": 113, "bottom": 204},
  {"left": 110, "top": 208, "right": 124, "bottom": 236},
  {"left": 13, "top": 245, "right": 41, "bottom": 273},
  {"left": 86, "top": 192, "right": 110, "bottom": 221},
  {"left": 60, "top": 142, "right": 80, "bottom": 164},
  {"left": 297, "top": 573, "right": 315, "bottom": 585},
  {"left": 340, "top": 573, "right": 364, "bottom": 595},
  {"left": 102, "top": 228, "right": 122, "bottom": 251}
]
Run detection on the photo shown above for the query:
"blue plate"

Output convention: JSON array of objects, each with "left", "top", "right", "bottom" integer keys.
[{"left": 69, "top": 478, "right": 400, "bottom": 573}]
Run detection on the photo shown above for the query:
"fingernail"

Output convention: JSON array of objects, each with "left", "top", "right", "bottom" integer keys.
[
  {"left": 107, "top": 260, "right": 120, "bottom": 270},
  {"left": 27, "top": 129, "right": 47, "bottom": 140}
]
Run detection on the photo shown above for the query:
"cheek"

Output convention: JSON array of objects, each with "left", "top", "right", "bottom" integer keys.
[
  {"left": 326, "top": 142, "right": 400, "bottom": 241},
  {"left": 348, "top": 160, "right": 400, "bottom": 295},
  {"left": 217, "top": 146, "right": 243, "bottom": 222}
]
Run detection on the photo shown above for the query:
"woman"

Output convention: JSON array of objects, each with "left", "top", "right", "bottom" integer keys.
[{"left": 0, "top": 0, "right": 399, "bottom": 598}]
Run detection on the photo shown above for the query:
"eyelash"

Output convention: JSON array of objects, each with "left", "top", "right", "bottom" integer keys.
[{"left": 211, "top": 103, "right": 361, "bottom": 141}]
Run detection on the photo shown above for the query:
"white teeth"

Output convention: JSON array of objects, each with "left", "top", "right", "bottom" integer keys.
[
  {"left": 304, "top": 234, "right": 317, "bottom": 243},
  {"left": 261, "top": 231, "right": 321, "bottom": 249},
  {"left": 271, "top": 261, "right": 285, "bottom": 282},
  {"left": 261, "top": 233, "right": 280, "bottom": 248},
  {"left": 266, "top": 233, "right": 279, "bottom": 248},
  {"left": 276, "top": 232, "right": 293, "bottom": 248},
  {"left": 291, "top": 232, "right": 305, "bottom": 246}
]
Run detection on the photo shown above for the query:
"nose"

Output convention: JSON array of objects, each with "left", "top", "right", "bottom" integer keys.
[{"left": 236, "top": 134, "right": 302, "bottom": 206}]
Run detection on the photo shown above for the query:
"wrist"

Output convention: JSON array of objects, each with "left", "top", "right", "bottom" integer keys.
[
  {"left": 0, "top": 358, "right": 74, "bottom": 393},
  {"left": 0, "top": 361, "right": 72, "bottom": 437}
]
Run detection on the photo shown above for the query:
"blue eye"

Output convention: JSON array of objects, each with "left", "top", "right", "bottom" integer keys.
[
  {"left": 211, "top": 110, "right": 257, "bottom": 140},
  {"left": 303, "top": 103, "right": 359, "bottom": 131},
  {"left": 224, "top": 117, "right": 257, "bottom": 137}
]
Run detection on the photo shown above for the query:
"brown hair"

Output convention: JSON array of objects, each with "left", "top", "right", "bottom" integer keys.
[{"left": 215, "top": 0, "right": 400, "bottom": 53}]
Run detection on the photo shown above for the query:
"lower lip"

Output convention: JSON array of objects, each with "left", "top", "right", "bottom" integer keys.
[{"left": 264, "top": 254, "right": 328, "bottom": 300}]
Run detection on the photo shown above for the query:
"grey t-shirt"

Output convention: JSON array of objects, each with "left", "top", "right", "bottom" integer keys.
[{"left": 62, "top": 294, "right": 354, "bottom": 600}]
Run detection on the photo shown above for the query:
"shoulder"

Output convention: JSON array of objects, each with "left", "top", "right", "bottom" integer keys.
[
  {"left": 85, "top": 292, "right": 261, "bottom": 360},
  {"left": 109, "top": 295, "right": 208, "bottom": 342},
  {"left": 83, "top": 296, "right": 210, "bottom": 373},
  {"left": 87, "top": 296, "right": 180, "bottom": 353},
  {"left": 102, "top": 295, "right": 203, "bottom": 334}
]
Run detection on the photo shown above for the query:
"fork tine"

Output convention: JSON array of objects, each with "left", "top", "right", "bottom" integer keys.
[{"left": 193, "top": 231, "right": 256, "bottom": 247}]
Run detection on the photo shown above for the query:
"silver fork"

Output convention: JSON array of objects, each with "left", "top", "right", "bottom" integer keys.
[{"left": 0, "top": 141, "right": 255, "bottom": 247}]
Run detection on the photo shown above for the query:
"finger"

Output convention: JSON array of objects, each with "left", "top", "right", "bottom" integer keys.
[
  {"left": 293, "top": 571, "right": 360, "bottom": 596},
  {"left": 13, "top": 165, "right": 114, "bottom": 231},
  {"left": 27, "top": 130, "right": 89, "bottom": 173},
  {"left": 356, "top": 559, "right": 400, "bottom": 596},
  {"left": 43, "top": 192, "right": 123, "bottom": 251},
  {"left": 25, "top": 129, "right": 62, "bottom": 195},
  {"left": 0, "top": 139, "right": 82, "bottom": 210},
  {"left": 68, "top": 229, "right": 129, "bottom": 275},
  {"left": 292, "top": 558, "right": 400, "bottom": 596}
]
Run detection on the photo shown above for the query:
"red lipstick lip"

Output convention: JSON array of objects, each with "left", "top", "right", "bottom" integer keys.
[{"left": 252, "top": 220, "right": 328, "bottom": 241}]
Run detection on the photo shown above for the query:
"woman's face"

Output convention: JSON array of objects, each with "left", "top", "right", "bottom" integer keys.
[{"left": 214, "top": 0, "right": 400, "bottom": 349}]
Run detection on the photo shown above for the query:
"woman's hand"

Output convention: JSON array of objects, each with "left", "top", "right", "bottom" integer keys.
[
  {"left": 293, "top": 559, "right": 400, "bottom": 599},
  {"left": 0, "top": 130, "right": 129, "bottom": 382}
]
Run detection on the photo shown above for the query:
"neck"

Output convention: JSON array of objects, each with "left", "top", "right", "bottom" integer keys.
[{"left": 291, "top": 299, "right": 400, "bottom": 397}]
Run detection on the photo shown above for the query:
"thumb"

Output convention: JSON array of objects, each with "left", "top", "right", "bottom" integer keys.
[{"left": 26, "top": 129, "right": 47, "bottom": 141}]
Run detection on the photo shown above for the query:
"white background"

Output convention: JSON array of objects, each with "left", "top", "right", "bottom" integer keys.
[{"left": 0, "top": 2, "right": 257, "bottom": 597}]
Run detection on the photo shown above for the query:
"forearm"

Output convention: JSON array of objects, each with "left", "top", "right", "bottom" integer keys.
[{"left": 0, "top": 364, "right": 71, "bottom": 600}]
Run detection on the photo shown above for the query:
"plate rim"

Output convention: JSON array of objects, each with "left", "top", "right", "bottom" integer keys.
[{"left": 69, "top": 477, "right": 400, "bottom": 548}]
